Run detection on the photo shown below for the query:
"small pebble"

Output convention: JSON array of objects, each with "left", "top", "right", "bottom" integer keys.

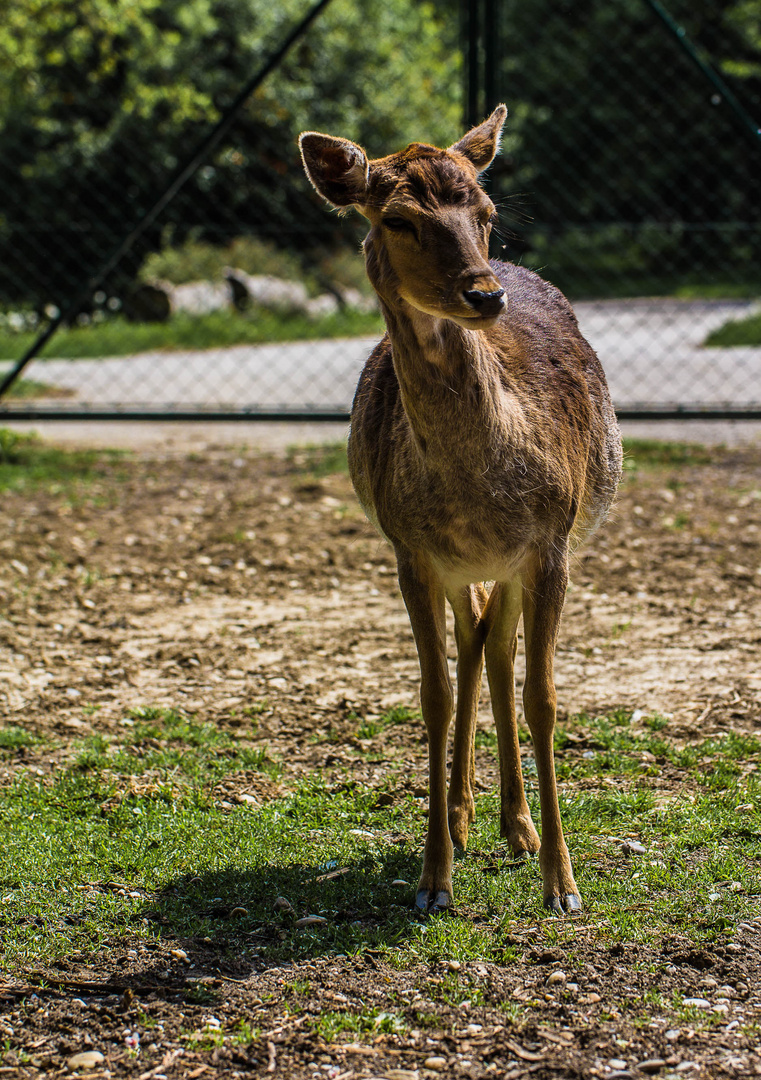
[
  {"left": 391, "top": 879, "right": 410, "bottom": 887},
  {"left": 274, "top": 896, "right": 294, "bottom": 914},
  {"left": 385, "top": 1071, "right": 419, "bottom": 1080},
  {"left": 547, "top": 969, "right": 567, "bottom": 986},
  {"left": 609, "top": 1059, "right": 628, "bottom": 1070},
  {"left": 682, "top": 997, "right": 710, "bottom": 1008},
  {"left": 675, "top": 1064, "right": 698, "bottom": 1074},
  {"left": 699, "top": 976, "right": 718, "bottom": 989},
  {"left": 296, "top": 915, "right": 328, "bottom": 928},
  {"left": 447, "top": 960, "right": 461, "bottom": 971},
  {"left": 465, "top": 1023, "right": 482, "bottom": 1035},
  {"left": 170, "top": 948, "right": 188, "bottom": 961},
  {"left": 638, "top": 1060, "right": 667, "bottom": 1074},
  {"left": 623, "top": 840, "right": 647, "bottom": 855},
  {"left": 665, "top": 1029, "right": 681, "bottom": 1041},
  {"left": 423, "top": 1058, "right": 447, "bottom": 1071},
  {"left": 229, "top": 906, "right": 249, "bottom": 918},
  {"left": 67, "top": 1051, "right": 105, "bottom": 1071}
]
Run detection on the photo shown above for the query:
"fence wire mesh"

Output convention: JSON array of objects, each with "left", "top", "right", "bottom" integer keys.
[{"left": 0, "top": 0, "right": 759, "bottom": 420}]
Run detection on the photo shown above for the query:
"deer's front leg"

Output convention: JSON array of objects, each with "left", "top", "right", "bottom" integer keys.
[
  {"left": 522, "top": 551, "right": 580, "bottom": 914},
  {"left": 446, "top": 584, "right": 488, "bottom": 851},
  {"left": 397, "top": 549, "right": 454, "bottom": 914}
]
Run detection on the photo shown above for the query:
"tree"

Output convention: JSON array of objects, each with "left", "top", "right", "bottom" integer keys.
[{"left": 0, "top": 0, "right": 462, "bottom": 307}]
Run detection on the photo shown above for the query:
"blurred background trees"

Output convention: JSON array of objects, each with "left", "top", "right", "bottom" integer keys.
[{"left": 0, "top": 0, "right": 759, "bottom": 309}]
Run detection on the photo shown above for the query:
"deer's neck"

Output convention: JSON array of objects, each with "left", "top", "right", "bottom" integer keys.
[{"left": 381, "top": 300, "right": 521, "bottom": 463}]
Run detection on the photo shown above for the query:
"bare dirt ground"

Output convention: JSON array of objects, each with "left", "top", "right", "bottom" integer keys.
[{"left": 1, "top": 436, "right": 761, "bottom": 1079}]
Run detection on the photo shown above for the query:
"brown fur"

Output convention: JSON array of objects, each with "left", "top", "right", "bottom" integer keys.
[{"left": 299, "top": 107, "right": 622, "bottom": 914}]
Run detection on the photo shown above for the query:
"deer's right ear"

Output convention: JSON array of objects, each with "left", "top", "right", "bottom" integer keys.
[{"left": 299, "top": 132, "right": 369, "bottom": 208}]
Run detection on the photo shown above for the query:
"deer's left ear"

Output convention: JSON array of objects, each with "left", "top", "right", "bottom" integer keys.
[
  {"left": 299, "top": 132, "right": 369, "bottom": 208},
  {"left": 449, "top": 105, "right": 507, "bottom": 173}
]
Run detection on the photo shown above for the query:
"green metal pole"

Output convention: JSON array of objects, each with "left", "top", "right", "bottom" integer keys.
[{"left": 642, "top": 0, "right": 761, "bottom": 152}]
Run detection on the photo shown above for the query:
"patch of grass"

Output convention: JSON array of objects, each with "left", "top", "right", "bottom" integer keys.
[
  {"left": 2, "top": 714, "right": 759, "bottom": 1014},
  {"left": 704, "top": 311, "right": 761, "bottom": 348},
  {"left": 355, "top": 705, "right": 421, "bottom": 741},
  {"left": 72, "top": 707, "right": 282, "bottom": 783},
  {"left": 0, "top": 309, "right": 383, "bottom": 362},
  {"left": 3, "top": 377, "right": 74, "bottom": 400},
  {"left": 0, "top": 428, "right": 126, "bottom": 494},
  {"left": 287, "top": 441, "right": 349, "bottom": 478},
  {"left": 0, "top": 726, "right": 41, "bottom": 752},
  {"left": 622, "top": 439, "right": 713, "bottom": 473}
]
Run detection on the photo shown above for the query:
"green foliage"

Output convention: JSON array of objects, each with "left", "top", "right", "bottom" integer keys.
[
  {"left": 0, "top": 0, "right": 462, "bottom": 307},
  {"left": 704, "top": 310, "right": 761, "bottom": 346},
  {"left": 491, "top": 0, "right": 761, "bottom": 298},
  {"left": 139, "top": 236, "right": 309, "bottom": 287}
]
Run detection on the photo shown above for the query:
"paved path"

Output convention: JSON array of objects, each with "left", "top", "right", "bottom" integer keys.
[{"left": 1, "top": 298, "right": 759, "bottom": 412}]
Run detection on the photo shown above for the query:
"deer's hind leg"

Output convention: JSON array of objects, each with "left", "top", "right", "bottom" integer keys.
[
  {"left": 483, "top": 579, "right": 541, "bottom": 858},
  {"left": 446, "top": 584, "right": 489, "bottom": 851},
  {"left": 522, "top": 551, "right": 580, "bottom": 913},
  {"left": 396, "top": 549, "right": 455, "bottom": 914}
]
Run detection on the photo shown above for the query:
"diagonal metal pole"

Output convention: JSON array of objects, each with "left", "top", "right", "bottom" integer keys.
[
  {"left": 642, "top": 0, "right": 761, "bottom": 152},
  {"left": 0, "top": 0, "right": 336, "bottom": 401}
]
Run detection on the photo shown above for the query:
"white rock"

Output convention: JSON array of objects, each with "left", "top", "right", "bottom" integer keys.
[
  {"left": 169, "top": 280, "right": 231, "bottom": 315},
  {"left": 67, "top": 1051, "right": 105, "bottom": 1071},
  {"left": 547, "top": 969, "right": 567, "bottom": 986},
  {"left": 682, "top": 997, "right": 710, "bottom": 1008},
  {"left": 305, "top": 293, "right": 340, "bottom": 318},
  {"left": 224, "top": 269, "right": 309, "bottom": 312}
]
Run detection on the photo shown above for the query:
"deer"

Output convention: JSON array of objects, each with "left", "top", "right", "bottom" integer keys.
[{"left": 299, "top": 106, "right": 622, "bottom": 915}]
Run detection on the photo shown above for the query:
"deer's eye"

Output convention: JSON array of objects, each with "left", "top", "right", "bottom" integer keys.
[{"left": 382, "top": 216, "right": 416, "bottom": 235}]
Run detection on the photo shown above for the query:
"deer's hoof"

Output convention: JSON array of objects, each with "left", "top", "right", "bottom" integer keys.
[
  {"left": 544, "top": 893, "right": 582, "bottom": 916},
  {"left": 415, "top": 889, "right": 452, "bottom": 915}
]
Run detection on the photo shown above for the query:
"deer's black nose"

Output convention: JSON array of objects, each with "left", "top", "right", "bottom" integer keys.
[{"left": 463, "top": 287, "right": 505, "bottom": 317}]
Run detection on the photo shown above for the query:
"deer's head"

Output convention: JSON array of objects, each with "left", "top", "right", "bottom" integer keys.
[{"left": 300, "top": 107, "right": 508, "bottom": 329}]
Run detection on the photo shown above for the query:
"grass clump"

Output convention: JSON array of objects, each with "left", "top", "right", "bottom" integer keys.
[
  {"left": 622, "top": 438, "right": 713, "bottom": 474},
  {"left": 287, "top": 441, "right": 349, "bottom": 478},
  {"left": 71, "top": 707, "right": 281, "bottom": 784},
  {"left": 704, "top": 311, "right": 761, "bottom": 348},
  {"left": 0, "top": 428, "right": 126, "bottom": 494}
]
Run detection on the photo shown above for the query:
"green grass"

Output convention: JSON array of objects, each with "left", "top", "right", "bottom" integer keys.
[
  {"left": 704, "top": 310, "right": 761, "bottom": 348},
  {"left": 2, "top": 709, "right": 760, "bottom": 975},
  {"left": 3, "top": 377, "right": 73, "bottom": 399},
  {"left": 287, "top": 441, "right": 349, "bottom": 478},
  {"left": 622, "top": 438, "right": 714, "bottom": 474},
  {"left": 73, "top": 706, "right": 281, "bottom": 783},
  {"left": 0, "top": 309, "right": 383, "bottom": 362},
  {"left": 356, "top": 705, "right": 421, "bottom": 740},
  {"left": 0, "top": 428, "right": 126, "bottom": 493}
]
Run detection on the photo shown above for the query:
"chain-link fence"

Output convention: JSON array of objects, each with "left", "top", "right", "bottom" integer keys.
[{"left": 0, "top": 0, "right": 759, "bottom": 420}]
